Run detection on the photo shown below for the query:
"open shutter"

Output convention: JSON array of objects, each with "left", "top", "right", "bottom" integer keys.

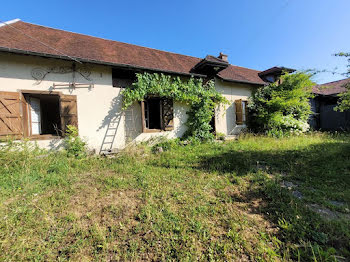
[
  {"left": 60, "top": 94, "right": 78, "bottom": 136},
  {"left": 141, "top": 100, "right": 146, "bottom": 132},
  {"left": 0, "top": 91, "right": 23, "bottom": 139},
  {"left": 235, "top": 99, "right": 243, "bottom": 125},
  {"left": 162, "top": 98, "right": 174, "bottom": 131},
  {"left": 20, "top": 93, "right": 29, "bottom": 137}
]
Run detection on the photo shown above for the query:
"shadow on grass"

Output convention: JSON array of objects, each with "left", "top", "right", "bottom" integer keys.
[
  {"left": 198, "top": 140, "right": 350, "bottom": 179},
  {"left": 196, "top": 139, "right": 350, "bottom": 260}
]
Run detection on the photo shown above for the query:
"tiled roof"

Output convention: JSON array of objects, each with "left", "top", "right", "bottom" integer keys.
[
  {"left": 313, "top": 78, "right": 350, "bottom": 95},
  {"left": 218, "top": 65, "right": 266, "bottom": 84},
  {"left": 0, "top": 20, "right": 266, "bottom": 85}
]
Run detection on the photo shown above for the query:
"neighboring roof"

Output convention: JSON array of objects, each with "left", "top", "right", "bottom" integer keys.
[
  {"left": 313, "top": 78, "right": 350, "bottom": 96},
  {"left": 0, "top": 20, "right": 266, "bottom": 85},
  {"left": 258, "top": 66, "right": 296, "bottom": 77}
]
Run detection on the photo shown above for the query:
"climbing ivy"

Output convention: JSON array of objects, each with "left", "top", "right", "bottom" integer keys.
[{"left": 121, "top": 72, "right": 227, "bottom": 141}]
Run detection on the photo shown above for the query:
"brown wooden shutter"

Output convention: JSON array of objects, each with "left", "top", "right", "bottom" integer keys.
[
  {"left": 60, "top": 94, "right": 78, "bottom": 136},
  {"left": 20, "top": 93, "right": 29, "bottom": 137},
  {"left": 0, "top": 91, "right": 23, "bottom": 139},
  {"left": 162, "top": 98, "right": 174, "bottom": 131},
  {"left": 235, "top": 99, "right": 243, "bottom": 125},
  {"left": 141, "top": 100, "right": 146, "bottom": 132}
]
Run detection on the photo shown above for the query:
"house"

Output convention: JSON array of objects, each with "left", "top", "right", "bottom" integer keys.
[
  {"left": 0, "top": 19, "right": 282, "bottom": 153},
  {"left": 310, "top": 78, "right": 350, "bottom": 131}
]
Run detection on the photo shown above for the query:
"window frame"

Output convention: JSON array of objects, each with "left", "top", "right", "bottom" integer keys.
[
  {"left": 141, "top": 97, "right": 174, "bottom": 133},
  {"left": 242, "top": 100, "right": 247, "bottom": 124},
  {"left": 235, "top": 99, "right": 248, "bottom": 126},
  {"left": 20, "top": 90, "right": 78, "bottom": 140}
]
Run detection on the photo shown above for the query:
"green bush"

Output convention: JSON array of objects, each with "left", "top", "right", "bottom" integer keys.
[
  {"left": 248, "top": 72, "right": 314, "bottom": 137},
  {"left": 64, "top": 125, "right": 87, "bottom": 158},
  {"left": 216, "top": 132, "right": 226, "bottom": 140},
  {"left": 151, "top": 138, "right": 181, "bottom": 153}
]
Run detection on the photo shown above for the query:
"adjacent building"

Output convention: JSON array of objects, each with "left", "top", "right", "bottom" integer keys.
[{"left": 311, "top": 78, "right": 350, "bottom": 131}]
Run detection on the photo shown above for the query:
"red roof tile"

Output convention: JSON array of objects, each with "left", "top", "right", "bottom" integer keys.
[
  {"left": 0, "top": 20, "right": 265, "bottom": 85},
  {"left": 218, "top": 65, "right": 265, "bottom": 84},
  {"left": 313, "top": 78, "right": 350, "bottom": 95}
]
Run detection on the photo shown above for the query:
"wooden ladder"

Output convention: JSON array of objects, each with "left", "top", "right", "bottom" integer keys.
[{"left": 99, "top": 116, "right": 121, "bottom": 154}]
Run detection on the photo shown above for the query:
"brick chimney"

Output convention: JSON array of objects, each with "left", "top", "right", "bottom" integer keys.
[{"left": 218, "top": 52, "right": 228, "bottom": 62}]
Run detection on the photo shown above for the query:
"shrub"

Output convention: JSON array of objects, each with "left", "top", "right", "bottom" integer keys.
[
  {"left": 64, "top": 125, "right": 87, "bottom": 158},
  {"left": 248, "top": 72, "right": 314, "bottom": 136},
  {"left": 216, "top": 132, "right": 226, "bottom": 141},
  {"left": 151, "top": 138, "right": 181, "bottom": 153}
]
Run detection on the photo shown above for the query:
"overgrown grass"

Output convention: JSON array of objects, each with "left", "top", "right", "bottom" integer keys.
[{"left": 0, "top": 133, "right": 349, "bottom": 261}]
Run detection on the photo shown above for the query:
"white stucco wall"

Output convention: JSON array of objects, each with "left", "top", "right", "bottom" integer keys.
[
  {"left": 0, "top": 53, "right": 188, "bottom": 153},
  {"left": 0, "top": 53, "right": 257, "bottom": 152},
  {"left": 214, "top": 78, "right": 255, "bottom": 135}
]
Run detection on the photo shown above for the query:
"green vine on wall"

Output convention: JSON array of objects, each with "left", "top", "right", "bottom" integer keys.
[{"left": 122, "top": 73, "right": 227, "bottom": 141}]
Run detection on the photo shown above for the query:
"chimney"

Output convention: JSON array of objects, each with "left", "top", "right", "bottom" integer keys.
[{"left": 218, "top": 52, "right": 228, "bottom": 62}]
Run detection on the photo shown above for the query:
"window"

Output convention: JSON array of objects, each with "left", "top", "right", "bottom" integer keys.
[
  {"left": 235, "top": 99, "right": 247, "bottom": 125},
  {"left": 265, "top": 75, "right": 275, "bottom": 83},
  {"left": 25, "top": 94, "right": 61, "bottom": 136},
  {"left": 141, "top": 97, "right": 174, "bottom": 132},
  {"left": 112, "top": 68, "right": 135, "bottom": 88},
  {"left": 0, "top": 91, "right": 78, "bottom": 140}
]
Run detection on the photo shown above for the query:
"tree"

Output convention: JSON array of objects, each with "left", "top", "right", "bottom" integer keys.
[
  {"left": 334, "top": 52, "right": 350, "bottom": 112},
  {"left": 248, "top": 72, "right": 314, "bottom": 136}
]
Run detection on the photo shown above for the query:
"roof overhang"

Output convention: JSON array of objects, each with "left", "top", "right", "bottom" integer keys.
[
  {"left": 0, "top": 47, "right": 207, "bottom": 78},
  {"left": 191, "top": 55, "right": 229, "bottom": 76},
  {"left": 258, "top": 66, "right": 295, "bottom": 77}
]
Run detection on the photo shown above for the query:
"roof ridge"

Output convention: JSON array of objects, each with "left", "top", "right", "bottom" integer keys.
[
  {"left": 15, "top": 20, "right": 262, "bottom": 73},
  {"left": 18, "top": 20, "right": 203, "bottom": 61},
  {"left": 319, "top": 77, "right": 350, "bottom": 86},
  {"left": 0, "top": 20, "right": 266, "bottom": 84},
  {"left": 229, "top": 64, "right": 261, "bottom": 73},
  {"left": 0, "top": 18, "right": 21, "bottom": 28}
]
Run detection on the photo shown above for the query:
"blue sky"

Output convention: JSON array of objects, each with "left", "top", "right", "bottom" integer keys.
[{"left": 2, "top": 0, "right": 349, "bottom": 83}]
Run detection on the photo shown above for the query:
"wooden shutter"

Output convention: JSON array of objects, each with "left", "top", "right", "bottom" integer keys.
[
  {"left": 20, "top": 93, "right": 29, "bottom": 137},
  {"left": 0, "top": 91, "right": 23, "bottom": 138},
  {"left": 141, "top": 100, "right": 146, "bottom": 132},
  {"left": 162, "top": 98, "right": 174, "bottom": 131},
  {"left": 235, "top": 99, "right": 243, "bottom": 125},
  {"left": 60, "top": 94, "right": 78, "bottom": 136}
]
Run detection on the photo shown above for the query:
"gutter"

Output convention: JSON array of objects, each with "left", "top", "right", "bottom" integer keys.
[{"left": 0, "top": 47, "right": 207, "bottom": 78}]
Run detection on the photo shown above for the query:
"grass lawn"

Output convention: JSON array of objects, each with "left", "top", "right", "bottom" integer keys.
[{"left": 0, "top": 133, "right": 349, "bottom": 261}]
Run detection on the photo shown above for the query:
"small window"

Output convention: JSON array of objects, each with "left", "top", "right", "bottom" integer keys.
[
  {"left": 25, "top": 94, "right": 61, "bottom": 136},
  {"left": 235, "top": 99, "right": 247, "bottom": 125},
  {"left": 265, "top": 75, "right": 275, "bottom": 83},
  {"left": 112, "top": 68, "right": 135, "bottom": 88},
  {"left": 141, "top": 97, "right": 174, "bottom": 132},
  {"left": 145, "top": 98, "right": 161, "bottom": 130}
]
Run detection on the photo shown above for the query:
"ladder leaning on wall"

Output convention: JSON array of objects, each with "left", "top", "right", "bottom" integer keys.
[
  {"left": 99, "top": 112, "right": 123, "bottom": 154},
  {"left": 99, "top": 107, "right": 138, "bottom": 154}
]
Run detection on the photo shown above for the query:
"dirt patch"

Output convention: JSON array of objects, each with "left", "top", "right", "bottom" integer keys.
[{"left": 66, "top": 181, "right": 141, "bottom": 229}]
